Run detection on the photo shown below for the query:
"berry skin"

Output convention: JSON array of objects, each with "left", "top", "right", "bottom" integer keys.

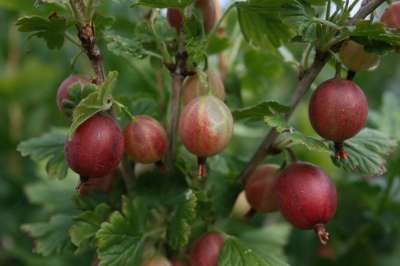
[
  {"left": 244, "top": 164, "right": 279, "bottom": 213},
  {"left": 189, "top": 232, "right": 224, "bottom": 266},
  {"left": 182, "top": 71, "right": 225, "bottom": 105},
  {"left": 276, "top": 162, "right": 337, "bottom": 244},
  {"left": 65, "top": 113, "right": 124, "bottom": 179},
  {"left": 339, "top": 40, "right": 379, "bottom": 72},
  {"left": 142, "top": 256, "right": 172, "bottom": 266},
  {"left": 309, "top": 79, "right": 368, "bottom": 142},
  {"left": 179, "top": 95, "right": 233, "bottom": 157},
  {"left": 196, "top": 0, "right": 217, "bottom": 33},
  {"left": 57, "top": 75, "right": 90, "bottom": 114},
  {"left": 381, "top": 2, "right": 400, "bottom": 29},
  {"left": 124, "top": 115, "right": 168, "bottom": 164},
  {"left": 167, "top": 8, "right": 183, "bottom": 32},
  {"left": 231, "top": 191, "right": 251, "bottom": 218}
]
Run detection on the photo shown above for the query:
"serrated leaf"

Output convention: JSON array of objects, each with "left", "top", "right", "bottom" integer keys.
[
  {"left": 233, "top": 101, "right": 290, "bottom": 122},
  {"left": 130, "top": 0, "right": 193, "bottom": 8},
  {"left": 96, "top": 197, "right": 148, "bottom": 266},
  {"left": 167, "top": 190, "right": 197, "bottom": 251},
  {"left": 264, "top": 115, "right": 330, "bottom": 153},
  {"left": 236, "top": 0, "right": 313, "bottom": 49},
  {"left": 218, "top": 237, "right": 288, "bottom": 266},
  {"left": 69, "top": 71, "right": 118, "bottom": 136},
  {"left": 21, "top": 215, "right": 74, "bottom": 256},
  {"left": 16, "top": 15, "right": 68, "bottom": 50},
  {"left": 17, "top": 129, "right": 69, "bottom": 179},
  {"left": 70, "top": 203, "right": 112, "bottom": 254},
  {"left": 331, "top": 129, "right": 397, "bottom": 177}
]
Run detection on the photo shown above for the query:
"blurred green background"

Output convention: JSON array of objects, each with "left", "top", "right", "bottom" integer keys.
[{"left": 1, "top": 1, "right": 400, "bottom": 266}]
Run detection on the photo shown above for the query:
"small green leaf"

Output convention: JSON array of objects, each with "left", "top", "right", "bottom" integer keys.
[
  {"left": 17, "top": 129, "right": 68, "bottom": 179},
  {"left": 218, "top": 237, "right": 288, "bottom": 266},
  {"left": 331, "top": 129, "right": 397, "bottom": 177},
  {"left": 70, "top": 203, "right": 112, "bottom": 254},
  {"left": 233, "top": 101, "right": 290, "bottom": 122},
  {"left": 130, "top": 0, "right": 193, "bottom": 8},
  {"left": 16, "top": 15, "right": 68, "bottom": 50},
  {"left": 21, "top": 215, "right": 74, "bottom": 256},
  {"left": 96, "top": 196, "right": 148, "bottom": 266},
  {"left": 167, "top": 190, "right": 197, "bottom": 251},
  {"left": 69, "top": 71, "right": 118, "bottom": 136}
]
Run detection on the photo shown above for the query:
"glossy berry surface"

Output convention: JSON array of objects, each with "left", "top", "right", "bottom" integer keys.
[
  {"left": 339, "top": 40, "right": 379, "bottom": 72},
  {"left": 167, "top": 8, "right": 183, "bottom": 32},
  {"left": 189, "top": 232, "right": 224, "bottom": 266},
  {"left": 57, "top": 74, "right": 90, "bottom": 114},
  {"left": 276, "top": 162, "right": 337, "bottom": 243},
  {"left": 245, "top": 164, "right": 279, "bottom": 213},
  {"left": 182, "top": 71, "right": 225, "bottom": 105},
  {"left": 179, "top": 95, "right": 233, "bottom": 157},
  {"left": 65, "top": 113, "right": 124, "bottom": 178},
  {"left": 124, "top": 115, "right": 167, "bottom": 164},
  {"left": 381, "top": 2, "right": 400, "bottom": 29},
  {"left": 309, "top": 79, "right": 368, "bottom": 142},
  {"left": 142, "top": 256, "right": 171, "bottom": 266}
]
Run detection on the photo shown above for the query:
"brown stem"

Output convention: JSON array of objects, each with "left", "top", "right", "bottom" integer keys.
[
  {"left": 314, "top": 224, "right": 330, "bottom": 245},
  {"left": 347, "top": 70, "right": 356, "bottom": 80},
  {"left": 334, "top": 141, "right": 349, "bottom": 160},
  {"left": 197, "top": 156, "right": 207, "bottom": 179},
  {"left": 238, "top": 0, "right": 385, "bottom": 185}
]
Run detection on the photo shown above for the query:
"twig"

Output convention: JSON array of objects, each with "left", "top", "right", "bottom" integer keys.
[{"left": 238, "top": 0, "right": 386, "bottom": 185}]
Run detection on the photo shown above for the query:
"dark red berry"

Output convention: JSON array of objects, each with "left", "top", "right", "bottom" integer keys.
[
  {"left": 167, "top": 8, "right": 183, "bottom": 32},
  {"left": 244, "top": 164, "right": 279, "bottom": 213},
  {"left": 381, "top": 2, "right": 400, "bottom": 29},
  {"left": 77, "top": 174, "right": 114, "bottom": 196},
  {"left": 65, "top": 113, "right": 124, "bottom": 179},
  {"left": 189, "top": 232, "right": 224, "bottom": 266},
  {"left": 276, "top": 162, "right": 337, "bottom": 244},
  {"left": 124, "top": 115, "right": 168, "bottom": 164},
  {"left": 309, "top": 79, "right": 368, "bottom": 158},
  {"left": 339, "top": 40, "right": 379, "bottom": 72},
  {"left": 57, "top": 75, "right": 90, "bottom": 114}
]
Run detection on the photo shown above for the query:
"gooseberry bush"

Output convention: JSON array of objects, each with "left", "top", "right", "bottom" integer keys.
[{"left": 14, "top": 0, "right": 400, "bottom": 265}]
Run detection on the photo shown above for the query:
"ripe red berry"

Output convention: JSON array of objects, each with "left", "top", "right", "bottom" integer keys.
[
  {"left": 244, "top": 164, "right": 279, "bottom": 213},
  {"left": 182, "top": 71, "right": 225, "bottom": 105},
  {"left": 309, "top": 79, "right": 368, "bottom": 159},
  {"left": 276, "top": 162, "right": 337, "bottom": 244},
  {"left": 57, "top": 75, "right": 90, "bottom": 114},
  {"left": 381, "top": 2, "right": 400, "bottom": 29},
  {"left": 339, "top": 40, "right": 379, "bottom": 72},
  {"left": 179, "top": 95, "right": 233, "bottom": 177},
  {"left": 167, "top": 8, "right": 183, "bottom": 32},
  {"left": 124, "top": 115, "right": 168, "bottom": 164},
  {"left": 78, "top": 174, "right": 114, "bottom": 196},
  {"left": 65, "top": 113, "right": 124, "bottom": 179},
  {"left": 142, "top": 256, "right": 171, "bottom": 266},
  {"left": 189, "top": 232, "right": 224, "bottom": 266}
]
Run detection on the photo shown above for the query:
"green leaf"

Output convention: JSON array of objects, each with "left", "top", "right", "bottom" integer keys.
[
  {"left": 96, "top": 197, "right": 148, "bottom": 266},
  {"left": 233, "top": 101, "right": 290, "bottom": 122},
  {"left": 264, "top": 115, "right": 330, "bottom": 153},
  {"left": 130, "top": 0, "right": 193, "bottom": 8},
  {"left": 69, "top": 71, "right": 117, "bottom": 136},
  {"left": 70, "top": 203, "right": 112, "bottom": 254},
  {"left": 236, "top": 0, "right": 313, "bottom": 49},
  {"left": 218, "top": 236, "right": 289, "bottom": 266},
  {"left": 167, "top": 190, "right": 197, "bottom": 251},
  {"left": 344, "top": 21, "right": 400, "bottom": 53},
  {"left": 331, "top": 129, "right": 397, "bottom": 177},
  {"left": 21, "top": 215, "right": 74, "bottom": 256},
  {"left": 17, "top": 129, "right": 69, "bottom": 180},
  {"left": 16, "top": 15, "right": 68, "bottom": 50}
]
